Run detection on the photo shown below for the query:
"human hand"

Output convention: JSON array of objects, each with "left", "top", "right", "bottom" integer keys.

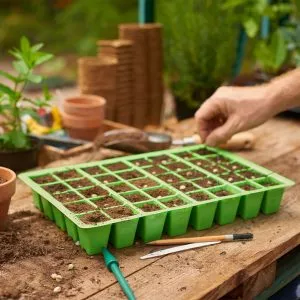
[{"left": 194, "top": 85, "right": 275, "bottom": 146}]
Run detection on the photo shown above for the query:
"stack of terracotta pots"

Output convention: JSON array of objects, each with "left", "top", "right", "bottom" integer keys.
[
  {"left": 97, "top": 40, "right": 134, "bottom": 125},
  {"left": 0, "top": 167, "right": 16, "bottom": 230},
  {"left": 78, "top": 57, "right": 117, "bottom": 121},
  {"left": 62, "top": 95, "right": 106, "bottom": 141}
]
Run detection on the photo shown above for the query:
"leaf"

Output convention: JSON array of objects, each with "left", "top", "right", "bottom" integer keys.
[
  {"left": 31, "top": 43, "right": 44, "bottom": 52},
  {"left": 35, "top": 53, "right": 53, "bottom": 65},
  {"left": 243, "top": 18, "right": 259, "bottom": 38},
  {"left": 43, "top": 85, "right": 52, "bottom": 101},
  {"left": 0, "top": 70, "right": 18, "bottom": 82},
  {"left": 27, "top": 73, "right": 43, "bottom": 83},
  {"left": 9, "top": 130, "right": 29, "bottom": 149},
  {"left": 13, "top": 60, "right": 29, "bottom": 74},
  {"left": 20, "top": 36, "right": 31, "bottom": 54},
  {"left": 0, "top": 83, "right": 15, "bottom": 97},
  {"left": 270, "top": 29, "right": 287, "bottom": 70},
  {"left": 9, "top": 49, "right": 22, "bottom": 60},
  {"left": 21, "top": 108, "right": 39, "bottom": 120}
]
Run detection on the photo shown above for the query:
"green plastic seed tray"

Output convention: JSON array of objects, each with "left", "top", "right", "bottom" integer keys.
[{"left": 19, "top": 145, "right": 294, "bottom": 255}]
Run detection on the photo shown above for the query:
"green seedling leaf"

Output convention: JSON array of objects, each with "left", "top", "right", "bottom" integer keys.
[
  {"left": 31, "top": 43, "right": 44, "bottom": 52},
  {"left": 28, "top": 73, "right": 43, "bottom": 83},
  {"left": 43, "top": 85, "right": 52, "bottom": 101},
  {"left": 9, "top": 49, "right": 22, "bottom": 60},
  {"left": 0, "top": 70, "right": 18, "bottom": 82},
  {"left": 243, "top": 18, "right": 259, "bottom": 38},
  {"left": 9, "top": 130, "right": 28, "bottom": 149},
  {"left": 21, "top": 36, "right": 31, "bottom": 53},
  {"left": 271, "top": 29, "right": 287, "bottom": 70},
  {"left": 0, "top": 83, "right": 15, "bottom": 98},
  {"left": 35, "top": 53, "right": 53, "bottom": 65},
  {"left": 13, "top": 60, "right": 29, "bottom": 75}
]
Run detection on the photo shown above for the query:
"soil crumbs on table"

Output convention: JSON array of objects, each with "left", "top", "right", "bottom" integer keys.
[{"left": 0, "top": 210, "right": 98, "bottom": 299}]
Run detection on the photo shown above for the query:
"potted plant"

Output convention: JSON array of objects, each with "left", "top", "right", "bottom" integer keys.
[
  {"left": 0, "top": 166, "right": 16, "bottom": 230},
  {"left": 0, "top": 36, "right": 53, "bottom": 171},
  {"left": 157, "top": 0, "right": 240, "bottom": 120}
]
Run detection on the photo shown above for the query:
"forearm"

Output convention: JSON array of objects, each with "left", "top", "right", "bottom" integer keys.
[{"left": 265, "top": 68, "right": 300, "bottom": 115}]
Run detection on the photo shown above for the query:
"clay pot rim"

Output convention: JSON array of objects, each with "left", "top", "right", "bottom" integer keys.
[
  {"left": 64, "top": 95, "right": 106, "bottom": 109},
  {"left": 0, "top": 167, "right": 16, "bottom": 187},
  {"left": 61, "top": 110, "right": 103, "bottom": 122}
]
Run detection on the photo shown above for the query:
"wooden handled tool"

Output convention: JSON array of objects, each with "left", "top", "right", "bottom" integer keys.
[{"left": 147, "top": 233, "right": 253, "bottom": 246}]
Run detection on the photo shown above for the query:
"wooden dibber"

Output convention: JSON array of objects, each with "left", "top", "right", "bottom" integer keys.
[{"left": 147, "top": 233, "right": 253, "bottom": 246}]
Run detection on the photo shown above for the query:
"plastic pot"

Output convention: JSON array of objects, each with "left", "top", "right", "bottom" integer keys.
[
  {"left": 0, "top": 167, "right": 16, "bottom": 230},
  {"left": 63, "top": 95, "right": 106, "bottom": 117}
]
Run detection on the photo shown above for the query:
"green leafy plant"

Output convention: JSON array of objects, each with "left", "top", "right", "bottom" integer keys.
[
  {"left": 157, "top": 0, "right": 240, "bottom": 108},
  {"left": 0, "top": 36, "right": 53, "bottom": 150}
]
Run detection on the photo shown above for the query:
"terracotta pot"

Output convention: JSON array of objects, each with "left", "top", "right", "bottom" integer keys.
[
  {"left": 61, "top": 111, "right": 104, "bottom": 141},
  {"left": 63, "top": 95, "right": 106, "bottom": 117},
  {"left": 0, "top": 167, "right": 16, "bottom": 230}
]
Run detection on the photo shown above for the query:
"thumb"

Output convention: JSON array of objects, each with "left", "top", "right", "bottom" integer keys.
[{"left": 205, "top": 117, "right": 238, "bottom": 147}]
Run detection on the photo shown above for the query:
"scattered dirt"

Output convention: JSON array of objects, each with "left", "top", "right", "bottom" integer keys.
[
  {"left": 188, "top": 191, "right": 211, "bottom": 201},
  {"left": 139, "top": 203, "right": 161, "bottom": 212},
  {"left": 55, "top": 192, "right": 82, "bottom": 203},
  {"left": 105, "top": 162, "right": 129, "bottom": 171},
  {"left": 55, "top": 169, "right": 81, "bottom": 180},
  {"left": 106, "top": 206, "right": 134, "bottom": 219},
  {"left": 67, "top": 178, "right": 93, "bottom": 188},
  {"left": 146, "top": 188, "right": 172, "bottom": 198},
  {"left": 32, "top": 175, "right": 55, "bottom": 184},
  {"left": 109, "top": 183, "right": 133, "bottom": 193},
  {"left": 208, "top": 156, "right": 232, "bottom": 164},
  {"left": 80, "top": 186, "right": 108, "bottom": 198},
  {"left": 151, "top": 155, "right": 174, "bottom": 164},
  {"left": 93, "top": 196, "right": 120, "bottom": 208},
  {"left": 44, "top": 183, "right": 68, "bottom": 194},
  {"left": 213, "top": 190, "right": 232, "bottom": 197},
  {"left": 163, "top": 199, "right": 185, "bottom": 207},
  {"left": 96, "top": 174, "right": 120, "bottom": 184},
  {"left": 118, "top": 170, "right": 143, "bottom": 180},
  {"left": 80, "top": 211, "right": 109, "bottom": 224},
  {"left": 122, "top": 193, "right": 148, "bottom": 203},
  {"left": 131, "top": 178, "right": 158, "bottom": 189},
  {"left": 239, "top": 170, "right": 263, "bottom": 179},
  {"left": 172, "top": 182, "right": 197, "bottom": 192},
  {"left": 158, "top": 173, "right": 181, "bottom": 183},
  {"left": 65, "top": 202, "right": 95, "bottom": 214},
  {"left": 178, "top": 170, "right": 204, "bottom": 179},
  {"left": 145, "top": 166, "right": 166, "bottom": 175},
  {"left": 220, "top": 173, "right": 244, "bottom": 183},
  {"left": 82, "top": 166, "right": 105, "bottom": 175},
  {"left": 165, "top": 162, "right": 189, "bottom": 172},
  {"left": 175, "top": 152, "right": 194, "bottom": 159},
  {"left": 131, "top": 158, "right": 151, "bottom": 167},
  {"left": 240, "top": 184, "right": 256, "bottom": 191},
  {"left": 193, "top": 149, "right": 215, "bottom": 156},
  {"left": 194, "top": 178, "right": 220, "bottom": 188}
]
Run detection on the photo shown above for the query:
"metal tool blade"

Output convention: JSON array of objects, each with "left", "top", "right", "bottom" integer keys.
[{"left": 140, "top": 241, "right": 221, "bottom": 260}]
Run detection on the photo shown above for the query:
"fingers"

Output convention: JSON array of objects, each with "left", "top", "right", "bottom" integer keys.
[{"left": 205, "top": 117, "right": 238, "bottom": 146}]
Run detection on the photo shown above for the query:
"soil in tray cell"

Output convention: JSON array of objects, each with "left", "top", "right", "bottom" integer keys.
[
  {"left": 190, "top": 159, "right": 212, "bottom": 169},
  {"left": 158, "top": 173, "right": 181, "bottom": 183},
  {"left": 80, "top": 186, "right": 108, "bottom": 198},
  {"left": 93, "top": 196, "right": 121, "bottom": 208},
  {"left": 105, "top": 162, "right": 129, "bottom": 172},
  {"left": 259, "top": 179, "right": 280, "bottom": 187},
  {"left": 201, "top": 165, "right": 228, "bottom": 174},
  {"left": 109, "top": 183, "right": 133, "bottom": 193},
  {"left": 188, "top": 191, "right": 211, "bottom": 201},
  {"left": 239, "top": 170, "right": 263, "bottom": 179},
  {"left": 151, "top": 155, "right": 175, "bottom": 164},
  {"left": 239, "top": 183, "right": 257, "bottom": 191},
  {"left": 171, "top": 182, "right": 197, "bottom": 192},
  {"left": 139, "top": 203, "right": 162, "bottom": 212},
  {"left": 226, "top": 163, "right": 246, "bottom": 172},
  {"left": 54, "top": 170, "right": 81, "bottom": 180},
  {"left": 194, "top": 177, "right": 220, "bottom": 188},
  {"left": 146, "top": 188, "right": 172, "bottom": 199},
  {"left": 175, "top": 152, "right": 194, "bottom": 160},
  {"left": 65, "top": 202, "right": 95, "bottom": 214},
  {"left": 193, "top": 148, "right": 215, "bottom": 156},
  {"left": 144, "top": 166, "right": 166, "bottom": 175},
  {"left": 163, "top": 198, "right": 185, "bottom": 207},
  {"left": 96, "top": 174, "right": 120, "bottom": 184},
  {"left": 55, "top": 192, "right": 82, "bottom": 203},
  {"left": 67, "top": 178, "right": 93, "bottom": 188},
  {"left": 118, "top": 170, "right": 143, "bottom": 180},
  {"left": 220, "top": 173, "right": 244, "bottom": 183},
  {"left": 213, "top": 189, "right": 232, "bottom": 197},
  {"left": 106, "top": 206, "right": 134, "bottom": 219},
  {"left": 208, "top": 155, "right": 232, "bottom": 164},
  {"left": 131, "top": 158, "right": 151, "bottom": 167},
  {"left": 80, "top": 211, "right": 109, "bottom": 224},
  {"left": 122, "top": 192, "right": 148, "bottom": 203},
  {"left": 32, "top": 174, "right": 55, "bottom": 184},
  {"left": 44, "top": 183, "right": 68, "bottom": 194},
  {"left": 178, "top": 170, "right": 204, "bottom": 180},
  {"left": 165, "top": 162, "right": 189, "bottom": 172},
  {"left": 82, "top": 166, "right": 105, "bottom": 175},
  {"left": 131, "top": 178, "right": 159, "bottom": 189}
]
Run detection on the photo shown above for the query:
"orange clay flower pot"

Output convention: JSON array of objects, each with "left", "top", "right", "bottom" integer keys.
[
  {"left": 0, "top": 167, "right": 16, "bottom": 230},
  {"left": 62, "top": 95, "right": 106, "bottom": 141}
]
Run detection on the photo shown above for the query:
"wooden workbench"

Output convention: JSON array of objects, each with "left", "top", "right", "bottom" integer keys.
[{"left": 2, "top": 116, "right": 300, "bottom": 300}]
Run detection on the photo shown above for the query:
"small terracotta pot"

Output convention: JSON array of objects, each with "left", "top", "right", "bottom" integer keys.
[
  {"left": 0, "top": 167, "right": 16, "bottom": 230},
  {"left": 63, "top": 95, "right": 106, "bottom": 117}
]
